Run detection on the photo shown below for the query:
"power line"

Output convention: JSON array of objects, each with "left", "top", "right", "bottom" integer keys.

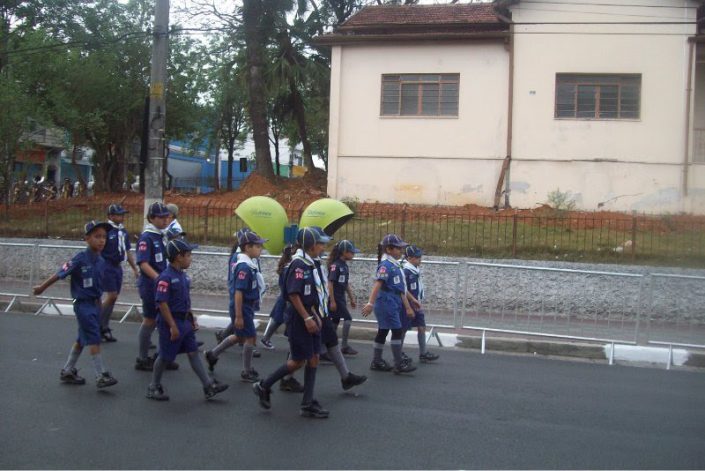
[
  {"left": 521, "top": 1, "right": 698, "bottom": 9},
  {"left": 513, "top": 5, "right": 696, "bottom": 21}
]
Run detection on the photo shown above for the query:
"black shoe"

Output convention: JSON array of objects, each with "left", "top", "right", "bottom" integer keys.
[
  {"left": 204, "top": 380, "right": 229, "bottom": 399},
  {"left": 341, "top": 346, "right": 358, "bottom": 356},
  {"left": 300, "top": 400, "right": 329, "bottom": 418},
  {"left": 146, "top": 384, "right": 169, "bottom": 401},
  {"left": 96, "top": 372, "right": 118, "bottom": 388},
  {"left": 401, "top": 352, "right": 410, "bottom": 362},
  {"left": 241, "top": 369, "right": 260, "bottom": 383},
  {"left": 393, "top": 362, "right": 417, "bottom": 375},
  {"left": 253, "top": 348, "right": 261, "bottom": 359},
  {"left": 60, "top": 368, "right": 86, "bottom": 385},
  {"left": 134, "top": 356, "right": 154, "bottom": 371},
  {"left": 101, "top": 329, "right": 117, "bottom": 343},
  {"left": 279, "top": 376, "right": 304, "bottom": 393},
  {"left": 319, "top": 352, "right": 333, "bottom": 363},
  {"left": 419, "top": 351, "right": 439, "bottom": 363},
  {"left": 260, "top": 338, "right": 274, "bottom": 350},
  {"left": 205, "top": 350, "right": 218, "bottom": 372},
  {"left": 253, "top": 381, "right": 271, "bottom": 409},
  {"left": 370, "top": 359, "right": 393, "bottom": 372},
  {"left": 215, "top": 329, "right": 225, "bottom": 344},
  {"left": 341, "top": 372, "right": 367, "bottom": 391}
]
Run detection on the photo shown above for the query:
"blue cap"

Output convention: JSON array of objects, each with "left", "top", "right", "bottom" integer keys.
[
  {"left": 107, "top": 204, "right": 128, "bottom": 215},
  {"left": 165, "top": 226, "right": 187, "bottom": 240},
  {"left": 148, "top": 202, "right": 170, "bottom": 218},
  {"left": 296, "top": 227, "right": 329, "bottom": 249},
  {"left": 234, "top": 227, "right": 253, "bottom": 238},
  {"left": 166, "top": 238, "right": 199, "bottom": 259},
  {"left": 84, "top": 220, "right": 112, "bottom": 236},
  {"left": 337, "top": 240, "right": 360, "bottom": 254},
  {"left": 404, "top": 245, "right": 423, "bottom": 258},
  {"left": 381, "top": 234, "right": 408, "bottom": 248},
  {"left": 238, "top": 230, "right": 267, "bottom": 246},
  {"left": 310, "top": 226, "right": 333, "bottom": 244}
]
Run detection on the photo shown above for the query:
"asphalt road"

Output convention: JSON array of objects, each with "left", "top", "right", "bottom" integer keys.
[{"left": 1, "top": 312, "right": 704, "bottom": 470}]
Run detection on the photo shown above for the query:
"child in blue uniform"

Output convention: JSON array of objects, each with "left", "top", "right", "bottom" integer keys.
[
  {"left": 205, "top": 230, "right": 267, "bottom": 382},
  {"left": 146, "top": 238, "right": 229, "bottom": 401},
  {"left": 33, "top": 221, "right": 118, "bottom": 388},
  {"left": 253, "top": 228, "right": 330, "bottom": 418},
  {"left": 403, "top": 245, "right": 439, "bottom": 363},
  {"left": 135, "top": 202, "right": 171, "bottom": 371},
  {"left": 327, "top": 240, "right": 360, "bottom": 355},
  {"left": 260, "top": 245, "right": 293, "bottom": 350},
  {"left": 100, "top": 203, "right": 139, "bottom": 342},
  {"left": 362, "top": 234, "right": 417, "bottom": 374}
]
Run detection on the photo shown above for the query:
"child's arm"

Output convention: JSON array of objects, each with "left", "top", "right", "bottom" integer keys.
[
  {"left": 159, "top": 301, "right": 179, "bottom": 340},
  {"left": 139, "top": 262, "right": 159, "bottom": 280},
  {"left": 346, "top": 284, "right": 357, "bottom": 308},
  {"left": 234, "top": 290, "right": 244, "bottom": 329},
  {"left": 361, "top": 280, "right": 383, "bottom": 317},
  {"left": 33, "top": 274, "right": 59, "bottom": 296},
  {"left": 289, "top": 294, "right": 319, "bottom": 334},
  {"left": 127, "top": 251, "right": 139, "bottom": 278},
  {"left": 327, "top": 280, "right": 337, "bottom": 312},
  {"left": 406, "top": 290, "right": 421, "bottom": 310},
  {"left": 402, "top": 292, "right": 415, "bottom": 318}
]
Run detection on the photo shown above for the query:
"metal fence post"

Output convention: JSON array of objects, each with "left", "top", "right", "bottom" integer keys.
[
  {"left": 631, "top": 215, "right": 637, "bottom": 262},
  {"left": 634, "top": 274, "right": 646, "bottom": 344},
  {"left": 460, "top": 262, "right": 469, "bottom": 328},
  {"left": 453, "top": 262, "right": 461, "bottom": 328},
  {"left": 512, "top": 213, "right": 518, "bottom": 258},
  {"left": 43, "top": 200, "right": 50, "bottom": 237},
  {"left": 28, "top": 243, "right": 38, "bottom": 293},
  {"left": 203, "top": 200, "right": 212, "bottom": 245}
]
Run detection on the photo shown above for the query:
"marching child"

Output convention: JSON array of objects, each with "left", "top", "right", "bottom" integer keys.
[
  {"left": 33, "top": 221, "right": 118, "bottom": 388},
  {"left": 135, "top": 202, "right": 171, "bottom": 371},
  {"left": 205, "top": 230, "right": 267, "bottom": 382},
  {"left": 327, "top": 240, "right": 360, "bottom": 355},
  {"left": 403, "top": 245, "right": 439, "bottom": 363},
  {"left": 100, "top": 203, "right": 139, "bottom": 342},
  {"left": 146, "top": 238, "right": 229, "bottom": 401},
  {"left": 361, "top": 234, "right": 417, "bottom": 374},
  {"left": 253, "top": 228, "right": 329, "bottom": 418}
]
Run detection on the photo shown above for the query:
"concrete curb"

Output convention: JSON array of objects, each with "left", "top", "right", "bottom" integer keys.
[{"left": 3, "top": 299, "right": 701, "bottom": 370}]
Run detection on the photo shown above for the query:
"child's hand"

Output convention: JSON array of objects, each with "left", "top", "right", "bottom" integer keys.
[
  {"left": 361, "top": 302, "right": 373, "bottom": 317},
  {"left": 235, "top": 317, "right": 244, "bottom": 330},
  {"left": 304, "top": 315, "right": 320, "bottom": 334},
  {"left": 169, "top": 325, "right": 180, "bottom": 341},
  {"left": 189, "top": 312, "right": 199, "bottom": 331},
  {"left": 133, "top": 268, "right": 139, "bottom": 278},
  {"left": 329, "top": 300, "right": 337, "bottom": 313},
  {"left": 350, "top": 298, "right": 357, "bottom": 309},
  {"left": 410, "top": 298, "right": 421, "bottom": 310},
  {"left": 32, "top": 286, "right": 43, "bottom": 296},
  {"left": 406, "top": 307, "right": 415, "bottom": 318}
]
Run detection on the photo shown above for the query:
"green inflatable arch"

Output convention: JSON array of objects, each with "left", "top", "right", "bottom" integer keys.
[
  {"left": 299, "top": 198, "right": 354, "bottom": 236},
  {"left": 234, "top": 196, "right": 289, "bottom": 255}
]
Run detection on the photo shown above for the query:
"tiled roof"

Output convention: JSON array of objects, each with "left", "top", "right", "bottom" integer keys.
[{"left": 339, "top": 4, "right": 506, "bottom": 30}]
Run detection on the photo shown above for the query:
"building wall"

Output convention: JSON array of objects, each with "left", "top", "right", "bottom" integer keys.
[
  {"left": 328, "top": 41, "right": 510, "bottom": 205},
  {"left": 509, "top": 0, "right": 701, "bottom": 212}
]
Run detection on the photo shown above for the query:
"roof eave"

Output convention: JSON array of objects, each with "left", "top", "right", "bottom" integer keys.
[{"left": 312, "top": 31, "right": 511, "bottom": 46}]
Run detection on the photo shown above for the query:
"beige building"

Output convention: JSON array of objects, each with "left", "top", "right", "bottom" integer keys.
[{"left": 317, "top": 0, "right": 705, "bottom": 213}]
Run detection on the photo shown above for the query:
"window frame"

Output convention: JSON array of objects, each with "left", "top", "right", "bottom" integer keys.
[
  {"left": 554, "top": 73, "right": 641, "bottom": 121},
  {"left": 380, "top": 73, "right": 460, "bottom": 118}
]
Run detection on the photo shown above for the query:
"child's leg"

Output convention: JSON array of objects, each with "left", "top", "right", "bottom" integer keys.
[
  {"left": 373, "top": 329, "right": 389, "bottom": 361},
  {"left": 417, "top": 327, "right": 427, "bottom": 356},
  {"left": 243, "top": 337, "right": 256, "bottom": 372},
  {"left": 400, "top": 328, "right": 408, "bottom": 350},
  {"left": 302, "top": 356, "right": 319, "bottom": 406},
  {"left": 62, "top": 342, "right": 83, "bottom": 372},
  {"left": 100, "top": 292, "right": 118, "bottom": 332},
  {"left": 327, "top": 342, "right": 349, "bottom": 379},
  {"left": 342, "top": 320, "right": 352, "bottom": 348},
  {"left": 88, "top": 344, "right": 107, "bottom": 376},
  {"left": 262, "top": 359, "right": 304, "bottom": 390},
  {"left": 222, "top": 322, "right": 235, "bottom": 337},
  {"left": 151, "top": 355, "right": 167, "bottom": 387},
  {"left": 211, "top": 334, "right": 240, "bottom": 357},
  {"left": 262, "top": 318, "right": 281, "bottom": 342},
  {"left": 390, "top": 329, "right": 404, "bottom": 367},
  {"left": 187, "top": 351, "right": 213, "bottom": 387},
  {"left": 137, "top": 318, "right": 156, "bottom": 360}
]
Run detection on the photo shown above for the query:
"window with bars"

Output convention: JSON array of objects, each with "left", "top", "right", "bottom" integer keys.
[
  {"left": 555, "top": 74, "right": 641, "bottom": 120},
  {"left": 381, "top": 74, "right": 459, "bottom": 117}
]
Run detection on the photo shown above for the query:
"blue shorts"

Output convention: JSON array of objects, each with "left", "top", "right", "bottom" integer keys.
[
  {"left": 398, "top": 307, "right": 413, "bottom": 330},
  {"left": 231, "top": 303, "right": 257, "bottom": 338},
  {"left": 411, "top": 310, "right": 426, "bottom": 328},
  {"left": 374, "top": 295, "right": 402, "bottom": 330},
  {"left": 285, "top": 307, "right": 321, "bottom": 361},
  {"left": 74, "top": 300, "right": 101, "bottom": 346},
  {"left": 138, "top": 278, "right": 158, "bottom": 319},
  {"left": 320, "top": 316, "right": 338, "bottom": 348},
  {"left": 270, "top": 296, "right": 286, "bottom": 324},
  {"left": 329, "top": 301, "right": 352, "bottom": 322},
  {"left": 102, "top": 263, "right": 123, "bottom": 293},
  {"left": 156, "top": 315, "right": 199, "bottom": 363}
]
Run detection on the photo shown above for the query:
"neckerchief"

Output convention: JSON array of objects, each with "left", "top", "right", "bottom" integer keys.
[
  {"left": 382, "top": 253, "right": 407, "bottom": 292},
  {"left": 293, "top": 249, "right": 328, "bottom": 317},
  {"left": 403, "top": 260, "right": 424, "bottom": 300},
  {"left": 109, "top": 220, "right": 126, "bottom": 261}
]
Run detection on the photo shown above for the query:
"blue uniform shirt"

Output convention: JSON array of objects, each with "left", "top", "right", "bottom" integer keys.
[
  {"left": 404, "top": 266, "right": 422, "bottom": 300},
  {"left": 136, "top": 230, "right": 167, "bottom": 280},
  {"left": 233, "top": 262, "right": 261, "bottom": 304},
  {"left": 285, "top": 258, "right": 319, "bottom": 309},
  {"left": 329, "top": 259, "right": 349, "bottom": 304},
  {"left": 56, "top": 249, "right": 106, "bottom": 300},
  {"left": 376, "top": 258, "right": 406, "bottom": 295},
  {"left": 102, "top": 224, "right": 131, "bottom": 265},
  {"left": 155, "top": 265, "right": 191, "bottom": 315}
]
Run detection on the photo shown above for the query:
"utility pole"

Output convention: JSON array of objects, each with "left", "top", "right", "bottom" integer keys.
[{"left": 144, "top": 0, "right": 169, "bottom": 216}]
